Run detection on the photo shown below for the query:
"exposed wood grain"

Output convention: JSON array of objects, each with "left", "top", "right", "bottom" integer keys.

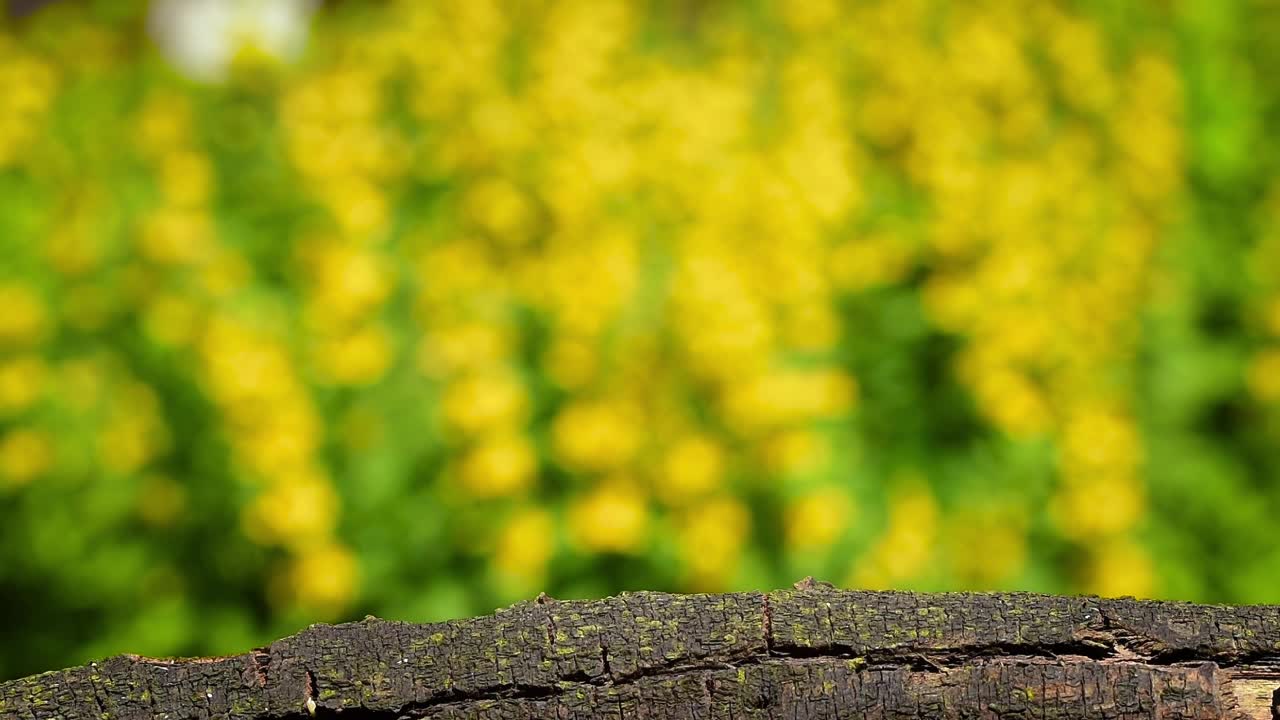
[{"left": 4, "top": 587, "right": 1280, "bottom": 719}]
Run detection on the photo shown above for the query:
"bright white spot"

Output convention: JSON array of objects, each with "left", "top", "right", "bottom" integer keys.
[{"left": 148, "top": 0, "right": 317, "bottom": 82}]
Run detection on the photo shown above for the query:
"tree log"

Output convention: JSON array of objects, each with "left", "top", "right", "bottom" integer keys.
[{"left": 4, "top": 585, "right": 1280, "bottom": 719}]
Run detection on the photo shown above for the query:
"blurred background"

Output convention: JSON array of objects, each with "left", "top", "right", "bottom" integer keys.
[{"left": 2, "top": 0, "right": 1279, "bottom": 681}]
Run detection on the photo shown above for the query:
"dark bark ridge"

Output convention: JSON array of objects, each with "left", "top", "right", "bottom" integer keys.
[{"left": 5, "top": 587, "right": 1280, "bottom": 719}]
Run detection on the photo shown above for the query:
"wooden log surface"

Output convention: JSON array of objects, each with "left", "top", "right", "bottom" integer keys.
[{"left": 4, "top": 581, "right": 1280, "bottom": 719}]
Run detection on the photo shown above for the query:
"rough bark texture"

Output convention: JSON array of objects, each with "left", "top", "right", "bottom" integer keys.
[{"left": 5, "top": 586, "right": 1280, "bottom": 719}]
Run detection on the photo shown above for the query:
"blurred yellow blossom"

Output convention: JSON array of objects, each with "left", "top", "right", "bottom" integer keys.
[
  {"left": 0, "top": 428, "right": 53, "bottom": 486},
  {"left": 464, "top": 177, "right": 537, "bottom": 247},
  {"left": 656, "top": 435, "right": 725, "bottom": 505},
  {"left": 1082, "top": 538, "right": 1155, "bottom": 599},
  {"left": 1246, "top": 349, "right": 1280, "bottom": 402},
  {"left": 568, "top": 480, "right": 649, "bottom": 554},
  {"left": 765, "top": 429, "right": 829, "bottom": 477},
  {"left": 492, "top": 508, "right": 555, "bottom": 593},
  {"left": 0, "top": 44, "right": 56, "bottom": 168},
  {"left": 0, "top": 284, "right": 47, "bottom": 346},
  {"left": 419, "top": 323, "right": 513, "bottom": 378},
  {"left": 459, "top": 432, "right": 538, "bottom": 498},
  {"left": 442, "top": 369, "right": 528, "bottom": 435},
  {"left": 296, "top": 239, "right": 393, "bottom": 326},
  {"left": 138, "top": 209, "right": 214, "bottom": 265},
  {"left": 676, "top": 497, "right": 750, "bottom": 589},
  {"left": 542, "top": 337, "right": 598, "bottom": 390},
  {"left": 1050, "top": 476, "right": 1145, "bottom": 540},
  {"left": 0, "top": 356, "right": 45, "bottom": 416},
  {"left": 944, "top": 510, "right": 1028, "bottom": 586},
  {"left": 1266, "top": 298, "right": 1280, "bottom": 337},
  {"left": 287, "top": 542, "right": 359, "bottom": 615},
  {"left": 849, "top": 482, "right": 938, "bottom": 588},
  {"left": 242, "top": 472, "right": 340, "bottom": 547},
  {"left": 98, "top": 414, "right": 165, "bottom": 475},
  {"left": 552, "top": 399, "right": 642, "bottom": 472},
  {"left": 785, "top": 486, "right": 854, "bottom": 551},
  {"left": 1063, "top": 407, "right": 1142, "bottom": 477},
  {"left": 313, "top": 324, "right": 394, "bottom": 386},
  {"left": 829, "top": 236, "right": 916, "bottom": 293},
  {"left": 159, "top": 150, "right": 213, "bottom": 207},
  {"left": 142, "top": 294, "right": 202, "bottom": 348},
  {"left": 722, "top": 368, "right": 856, "bottom": 433}
]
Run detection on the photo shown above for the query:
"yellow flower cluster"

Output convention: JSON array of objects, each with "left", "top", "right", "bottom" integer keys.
[
  {"left": 276, "top": 0, "right": 1191, "bottom": 596},
  {"left": 131, "top": 92, "right": 357, "bottom": 614},
  {"left": 0, "top": 0, "right": 1206, "bottom": 628},
  {"left": 378, "top": 0, "right": 870, "bottom": 590},
  {"left": 0, "top": 280, "right": 52, "bottom": 488},
  {"left": 201, "top": 313, "right": 356, "bottom": 612},
  {"left": 282, "top": 64, "right": 403, "bottom": 388},
  {"left": 0, "top": 36, "right": 56, "bottom": 169},
  {"left": 834, "top": 0, "right": 1180, "bottom": 595}
]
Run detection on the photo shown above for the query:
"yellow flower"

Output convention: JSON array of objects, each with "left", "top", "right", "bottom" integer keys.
[
  {"left": 241, "top": 470, "right": 339, "bottom": 547},
  {"left": 45, "top": 221, "right": 103, "bottom": 277},
  {"left": 1266, "top": 298, "right": 1280, "bottom": 337},
  {"left": 236, "top": 405, "right": 322, "bottom": 478},
  {"left": 138, "top": 208, "right": 214, "bottom": 265},
  {"left": 780, "top": 302, "right": 841, "bottom": 352},
  {"left": 568, "top": 480, "right": 649, "bottom": 554},
  {"left": 98, "top": 415, "right": 164, "bottom": 475},
  {"left": 655, "top": 435, "right": 724, "bottom": 505},
  {"left": 722, "top": 368, "right": 856, "bottom": 432},
  {"left": 441, "top": 369, "right": 528, "bottom": 435},
  {"left": 492, "top": 508, "right": 555, "bottom": 592},
  {"left": 327, "top": 177, "right": 389, "bottom": 237},
  {"left": 314, "top": 324, "right": 394, "bottom": 386},
  {"left": 784, "top": 486, "right": 854, "bottom": 551},
  {"left": 199, "top": 250, "right": 251, "bottom": 297},
  {"left": 945, "top": 510, "right": 1028, "bottom": 586},
  {"left": 781, "top": 0, "right": 839, "bottom": 32},
  {"left": 142, "top": 294, "right": 201, "bottom": 348},
  {"left": 1050, "top": 475, "right": 1145, "bottom": 539},
  {"left": 160, "top": 149, "right": 212, "bottom": 207},
  {"left": 1062, "top": 407, "right": 1141, "bottom": 478},
  {"left": 0, "top": 283, "right": 47, "bottom": 346},
  {"left": 1082, "top": 538, "right": 1154, "bottom": 598},
  {"left": 1246, "top": 349, "right": 1280, "bottom": 402},
  {"left": 0, "top": 355, "right": 45, "bottom": 416},
  {"left": 464, "top": 177, "right": 536, "bottom": 246},
  {"left": 765, "top": 429, "right": 829, "bottom": 476},
  {"left": 849, "top": 482, "right": 938, "bottom": 588},
  {"left": 677, "top": 497, "right": 750, "bottom": 589},
  {"left": 0, "top": 428, "right": 53, "bottom": 486},
  {"left": 458, "top": 432, "right": 538, "bottom": 498},
  {"left": 136, "top": 93, "right": 193, "bottom": 154},
  {"left": 542, "top": 337, "right": 597, "bottom": 390},
  {"left": 418, "top": 323, "right": 513, "bottom": 378},
  {"left": 970, "top": 368, "right": 1050, "bottom": 437},
  {"left": 288, "top": 542, "right": 359, "bottom": 614},
  {"left": 298, "top": 239, "right": 392, "bottom": 325},
  {"left": 551, "top": 399, "right": 642, "bottom": 472}
]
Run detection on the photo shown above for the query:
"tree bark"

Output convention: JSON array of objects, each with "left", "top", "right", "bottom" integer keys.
[{"left": 4, "top": 586, "right": 1280, "bottom": 719}]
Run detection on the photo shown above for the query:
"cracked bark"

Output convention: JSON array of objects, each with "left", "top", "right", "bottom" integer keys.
[{"left": 5, "top": 588, "right": 1280, "bottom": 719}]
